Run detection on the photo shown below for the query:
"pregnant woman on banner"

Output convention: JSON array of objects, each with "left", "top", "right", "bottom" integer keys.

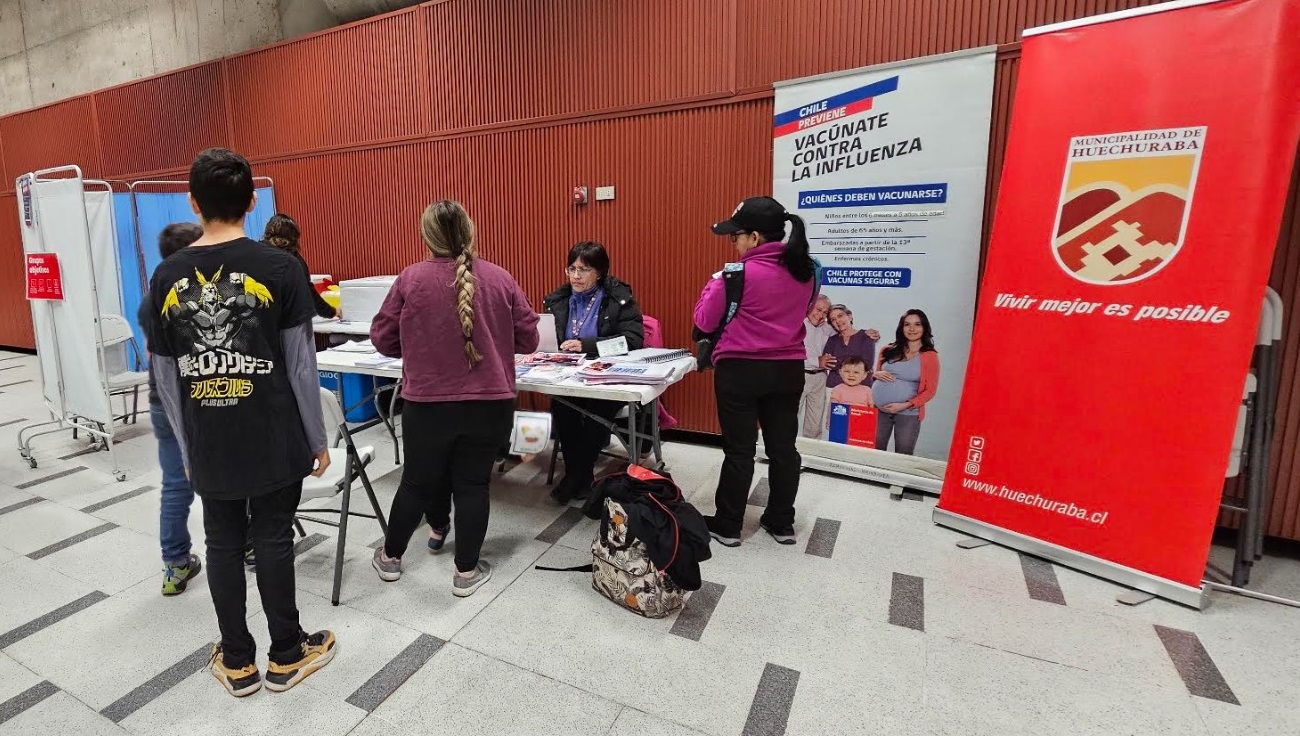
[{"left": 871, "top": 309, "right": 940, "bottom": 455}]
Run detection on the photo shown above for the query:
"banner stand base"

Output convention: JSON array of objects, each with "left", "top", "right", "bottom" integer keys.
[
  {"left": 933, "top": 508, "right": 1209, "bottom": 610},
  {"left": 1116, "top": 590, "right": 1157, "bottom": 607}
]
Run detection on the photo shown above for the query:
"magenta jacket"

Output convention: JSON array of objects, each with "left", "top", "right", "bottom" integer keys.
[
  {"left": 371, "top": 257, "right": 539, "bottom": 403},
  {"left": 693, "top": 242, "right": 818, "bottom": 365}
]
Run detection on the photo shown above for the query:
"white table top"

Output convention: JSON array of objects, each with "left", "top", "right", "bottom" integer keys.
[
  {"left": 313, "top": 319, "right": 372, "bottom": 336},
  {"left": 315, "top": 349, "right": 696, "bottom": 405}
]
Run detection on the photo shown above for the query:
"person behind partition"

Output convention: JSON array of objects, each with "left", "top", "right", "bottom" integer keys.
[
  {"left": 263, "top": 213, "right": 338, "bottom": 319},
  {"left": 823, "top": 305, "right": 880, "bottom": 389},
  {"left": 694, "top": 196, "right": 818, "bottom": 548},
  {"left": 871, "top": 309, "right": 940, "bottom": 455},
  {"left": 144, "top": 148, "right": 335, "bottom": 697},
  {"left": 137, "top": 222, "right": 202, "bottom": 597},
  {"left": 370, "top": 200, "right": 539, "bottom": 597},
  {"left": 799, "top": 295, "right": 835, "bottom": 438},
  {"left": 541, "top": 241, "right": 645, "bottom": 505}
]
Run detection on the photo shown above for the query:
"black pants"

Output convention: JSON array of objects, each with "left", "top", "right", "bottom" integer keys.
[
  {"left": 202, "top": 483, "right": 305, "bottom": 668},
  {"left": 712, "top": 359, "right": 803, "bottom": 537},
  {"left": 384, "top": 399, "right": 513, "bottom": 572},
  {"left": 552, "top": 398, "right": 621, "bottom": 487}
]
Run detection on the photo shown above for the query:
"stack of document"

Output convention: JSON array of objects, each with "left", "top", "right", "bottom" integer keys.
[
  {"left": 330, "top": 339, "right": 376, "bottom": 353},
  {"left": 356, "top": 355, "right": 400, "bottom": 368},
  {"left": 577, "top": 361, "right": 675, "bottom": 385},
  {"left": 519, "top": 364, "right": 575, "bottom": 384}
]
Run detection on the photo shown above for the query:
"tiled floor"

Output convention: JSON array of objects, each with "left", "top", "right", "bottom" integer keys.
[{"left": 0, "top": 348, "right": 1298, "bottom": 736}]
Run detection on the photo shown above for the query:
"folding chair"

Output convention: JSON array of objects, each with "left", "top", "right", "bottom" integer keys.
[
  {"left": 296, "top": 387, "right": 389, "bottom": 605},
  {"left": 98, "top": 314, "right": 149, "bottom": 425}
]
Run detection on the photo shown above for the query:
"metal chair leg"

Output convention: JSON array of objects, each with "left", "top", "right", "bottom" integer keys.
[
  {"left": 294, "top": 519, "right": 307, "bottom": 538},
  {"left": 331, "top": 462, "right": 353, "bottom": 607},
  {"left": 548, "top": 440, "right": 562, "bottom": 485},
  {"left": 357, "top": 462, "right": 388, "bottom": 536}
]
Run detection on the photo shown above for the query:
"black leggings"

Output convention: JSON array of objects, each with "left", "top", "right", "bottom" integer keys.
[{"left": 383, "top": 399, "right": 513, "bottom": 572}]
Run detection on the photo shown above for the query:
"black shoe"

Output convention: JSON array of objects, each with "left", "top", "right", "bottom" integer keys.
[
  {"left": 549, "top": 477, "right": 575, "bottom": 506},
  {"left": 760, "top": 520, "right": 797, "bottom": 545},
  {"left": 705, "top": 515, "right": 741, "bottom": 548},
  {"left": 243, "top": 546, "right": 256, "bottom": 567}
]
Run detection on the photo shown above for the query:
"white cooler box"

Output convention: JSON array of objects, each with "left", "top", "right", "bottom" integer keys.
[{"left": 339, "top": 276, "right": 397, "bottom": 324}]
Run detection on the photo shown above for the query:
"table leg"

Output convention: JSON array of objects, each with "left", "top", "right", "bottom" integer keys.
[
  {"left": 650, "top": 399, "right": 664, "bottom": 471},
  {"left": 626, "top": 403, "right": 639, "bottom": 468}
]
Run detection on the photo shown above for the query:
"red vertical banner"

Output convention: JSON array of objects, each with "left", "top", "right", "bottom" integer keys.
[
  {"left": 937, "top": 0, "right": 1300, "bottom": 603},
  {"left": 26, "top": 253, "right": 64, "bottom": 301}
]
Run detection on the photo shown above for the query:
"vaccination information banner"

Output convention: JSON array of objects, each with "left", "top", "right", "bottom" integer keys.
[{"left": 773, "top": 49, "right": 996, "bottom": 475}]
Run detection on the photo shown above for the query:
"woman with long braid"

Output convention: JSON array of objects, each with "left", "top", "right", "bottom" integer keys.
[{"left": 370, "top": 200, "right": 539, "bottom": 597}]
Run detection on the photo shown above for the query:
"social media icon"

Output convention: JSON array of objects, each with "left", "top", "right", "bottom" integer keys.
[
  {"left": 967, "top": 449, "right": 983, "bottom": 463},
  {"left": 969, "top": 436, "right": 985, "bottom": 449},
  {"left": 964, "top": 462, "right": 980, "bottom": 476}
]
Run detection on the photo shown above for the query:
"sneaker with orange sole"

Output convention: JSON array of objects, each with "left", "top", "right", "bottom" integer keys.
[
  {"left": 208, "top": 644, "right": 262, "bottom": 698},
  {"left": 265, "top": 630, "right": 337, "bottom": 692}
]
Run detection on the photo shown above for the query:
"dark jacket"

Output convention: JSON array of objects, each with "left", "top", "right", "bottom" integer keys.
[
  {"left": 285, "top": 248, "right": 336, "bottom": 319},
  {"left": 583, "top": 468, "right": 712, "bottom": 590},
  {"left": 542, "top": 276, "right": 645, "bottom": 357}
]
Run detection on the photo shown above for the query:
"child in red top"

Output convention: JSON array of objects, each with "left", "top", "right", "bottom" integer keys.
[{"left": 829, "top": 357, "right": 875, "bottom": 409}]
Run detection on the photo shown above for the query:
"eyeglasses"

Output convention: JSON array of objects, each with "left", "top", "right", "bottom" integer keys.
[{"left": 565, "top": 266, "right": 595, "bottom": 277}]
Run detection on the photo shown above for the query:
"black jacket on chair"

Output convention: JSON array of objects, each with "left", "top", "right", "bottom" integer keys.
[{"left": 543, "top": 276, "right": 645, "bottom": 357}]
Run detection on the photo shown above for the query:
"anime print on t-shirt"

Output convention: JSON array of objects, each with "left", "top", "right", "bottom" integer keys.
[{"left": 159, "top": 265, "right": 277, "bottom": 407}]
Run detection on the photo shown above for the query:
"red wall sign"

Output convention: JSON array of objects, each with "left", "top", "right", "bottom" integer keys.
[
  {"left": 26, "top": 253, "right": 64, "bottom": 301},
  {"left": 938, "top": 0, "right": 1300, "bottom": 592}
]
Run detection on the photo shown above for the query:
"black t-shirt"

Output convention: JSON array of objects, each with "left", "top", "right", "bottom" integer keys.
[{"left": 145, "top": 238, "right": 317, "bottom": 499}]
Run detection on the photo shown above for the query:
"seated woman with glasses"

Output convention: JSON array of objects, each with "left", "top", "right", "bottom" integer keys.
[{"left": 541, "top": 241, "right": 645, "bottom": 505}]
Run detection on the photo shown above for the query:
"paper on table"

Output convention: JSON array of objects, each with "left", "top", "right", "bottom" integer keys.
[{"left": 330, "top": 339, "right": 376, "bottom": 353}]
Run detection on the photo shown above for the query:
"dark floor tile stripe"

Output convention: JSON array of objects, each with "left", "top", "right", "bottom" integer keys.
[
  {"left": 100, "top": 644, "right": 211, "bottom": 723},
  {"left": 0, "top": 380, "right": 32, "bottom": 388},
  {"left": 888, "top": 573, "right": 925, "bottom": 632},
  {"left": 1019, "top": 553, "right": 1067, "bottom": 605},
  {"left": 0, "top": 497, "right": 43, "bottom": 516},
  {"left": 27, "top": 523, "right": 118, "bottom": 560},
  {"left": 0, "top": 681, "right": 59, "bottom": 725},
  {"left": 345, "top": 634, "right": 445, "bottom": 712},
  {"left": 670, "top": 581, "right": 726, "bottom": 641},
  {"left": 0, "top": 418, "right": 27, "bottom": 428},
  {"left": 742, "top": 663, "right": 800, "bottom": 736},
  {"left": 748, "top": 478, "right": 771, "bottom": 507},
  {"left": 804, "top": 518, "right": 841, "bottom": 559},
  {"left": 57, "top": 446, "right": 102, "bottom": 461},
  {"left": 1154, "top": 626, "right": 1240, "bottom": 705},
  {"left": 293, "top": 533, "right": 329, "bottom": 556},
  {"left": 14, "top": 466, "right": 87, "bottom": 489},
  {"left": 535, "top": 507, "right": 585, "bottom": 544},
  {"left": 0, "top": 365, "right": 20, "bottom": 371},
  {"left": 80, "top": 486, "right": 154, "bottom": 514},
  {"left": 0, "top": 591, "right": 109, "bottom": 649}
]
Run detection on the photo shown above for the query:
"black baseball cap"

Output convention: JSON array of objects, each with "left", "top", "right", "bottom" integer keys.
[{"left": 711, "top": 196, "right": 788, "bottom": 236}]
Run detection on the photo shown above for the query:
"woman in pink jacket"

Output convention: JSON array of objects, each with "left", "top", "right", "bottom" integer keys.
[{"left": 693, "top": 197, "right": 819, "bottom": 548}]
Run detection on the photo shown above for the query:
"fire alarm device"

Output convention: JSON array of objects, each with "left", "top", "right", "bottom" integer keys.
[{"left": 573, "top": 186, "right": 589, "bottom": 205}]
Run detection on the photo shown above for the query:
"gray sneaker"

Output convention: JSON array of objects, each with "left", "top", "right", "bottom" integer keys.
[
  {"left": 452, "top": 561, "right": 492, "bottom": 597},
  {"left": 372, "top": 547, "right": 401, "bottom": 582}
]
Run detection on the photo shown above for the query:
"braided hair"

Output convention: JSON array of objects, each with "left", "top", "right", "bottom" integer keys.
[{"left": 420, "top": 200, "right": 483, "bottom": 368}]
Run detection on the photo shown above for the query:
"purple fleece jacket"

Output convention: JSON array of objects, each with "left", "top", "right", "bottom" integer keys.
[
  {"left": 693, "top": 242, "right": 818, "bottom": 364},
  {"left": 371, "top": 257, "right": 539, "bottom": 402}
]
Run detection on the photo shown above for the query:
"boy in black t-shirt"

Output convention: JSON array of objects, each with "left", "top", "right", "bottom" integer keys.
[{"left": 144, "top": 148, "right": 335, "bottom": 697}]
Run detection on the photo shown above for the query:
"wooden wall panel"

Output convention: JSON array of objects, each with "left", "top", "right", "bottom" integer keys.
[
  {"left": 0, "top": 97, "right": 103, "bottom": 184},
  {"left": 225, "top": 9, "right": 432, "bottom": 159},
  {"left": 94, "top": 64, "right": 229, "bottom": 178},
  {"left": 424, "top": 0, "right": 731, "bottom": 131},
  {"left": 0, "top": 193, "right": 32, "bottom": 349},
  {"left": 733, "top": 0, "right": 1172, "bottom": 89}
]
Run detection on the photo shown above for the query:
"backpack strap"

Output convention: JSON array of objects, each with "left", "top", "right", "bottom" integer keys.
[
  {"left": 716, "top": 262, "right": 745, "bottom": 333},
  {"left": 535, "top": 564, "right": 594, "bottom": 573}
]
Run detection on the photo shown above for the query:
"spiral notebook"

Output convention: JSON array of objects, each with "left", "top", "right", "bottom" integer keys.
[{"left": 607, "top": 348, "right": 692, "bottom": 364}]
